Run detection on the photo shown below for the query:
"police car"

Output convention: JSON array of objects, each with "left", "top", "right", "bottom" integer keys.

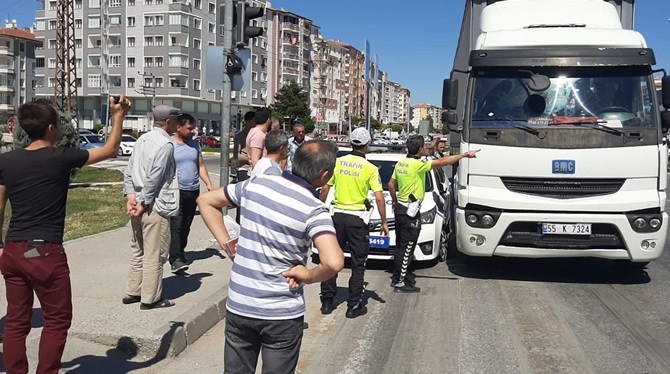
[{"left": 314, "top": 151, "right": 450, "bottom": 262}]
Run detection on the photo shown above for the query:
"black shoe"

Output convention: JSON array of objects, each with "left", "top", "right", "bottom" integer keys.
[
  {"left": 394, "top": 283, "right": 421, "bottom": 293},
  {"left": 171, "top": 259, "right": 189, "bottom": 273},
  {"left": 345, "top": 304, "right": 368, "bottom": 319},
  {"left": 122, "top": 294, "right": 141, "bottom": 304},
  {"left": 320, "top": 299, "right": 334, "bottom": 315},
  {"left": 140, "top": 298, "right": 175, "bottom": 310}
]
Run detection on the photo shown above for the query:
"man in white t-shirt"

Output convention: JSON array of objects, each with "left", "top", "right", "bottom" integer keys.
[{"left": 251, "top": 130, "right": 289, "bottom": 177}]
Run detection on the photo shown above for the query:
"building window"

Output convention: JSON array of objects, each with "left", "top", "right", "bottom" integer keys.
[
  {"left": 128, "top": 57, "right": 135, "bottom": 67},
  {"left": 89, "top": 0, "right": 100, "bottom": 8},
  {"left": 88, "top": 56, "right": 100, "bottom": 67},
  {"left": 127, "top": 17, "right": 135, "bottom": 26},
  {"left": 36, "top": 21, "right": 45, "bottom": 31},
  {"left": 252, "top": 72, "right": 257, "bottom": 81},
  {"left": 194, "top": 0, "right": 201, "bottom": 8},
  {"left": 48, "top": 39, "right": 57, "bottom": 49},
  {"left": 144, "top": 57, "right": 153, "bottom": 67},
  {"left": 48, "top": 78, "right": 55, "bottom": 87},
  {"left": 75, "top": 39, "right": 82, "bottom": 48},
  {"left": 88, "top": 74, "right": 101, "bottom": 88},
  {"left": 193, "top": 59, "right": 201, "bottom": 70},
  {"left": 208, "top": 22, "right": 215, "bottom": 33},
  {"left": 155, "top": 77, "right": 163, "bottom": 87},
  {"left": 109, "top": 55, "right": 121, "bottom": 67},
  {"left": 75, "top": 19, "right": 82, "bottom": 28},
  {"left": 75, "top": 0, "right": 82, "bottom": 8},
  {"left": 193, "top": 18, "right": 201, "bottom": 30},
  {"left": 144, "top": 37, "right": 153, "bottom": 46},
  {"left": 193, "top": 38, "right": 201, "bottom": 50},
  {"left": 110, "top": 76, "right": 122, "bottom": 87},
  {"left": 219, "top": 25, "right": 224, "bottom": 35},
  {"left": 155, "top": 15, "right": 164, "bottom": 25},
  {"left": 169, "top": 14, "right": 189, "bottom": 26},
  {"left": 169, "top": 55, "right": 188, "bottom": 68},
  {"left": 252, "top": 89, "right": 257, "bottom": 99},
  {"left": 252, "top": 54, "right": 258, "bottom": 64},
  {"left": 193, "top": 79, "right": 201, "bottom": 90},
  {"left": 48, "top": 58, "right": 56, "bottom": 68},
  {"left": 128, "top": 78, "right": 135, "bottom": 87},
  {"left": 155, "top": 57, "right": 163, "bottom": 67},
  {"left": 110, "top": 0, "right": 121, "bottom": 6},
  {"left": 127, "top": 37, "right": 135, "bottom": 47},
  {"left": 144, "top": 16, "right": 154, "bottom": 26},
  {"left": 155, "top": 36, "right": 163, "bottom": 46},
  {"left": 49, "top": 20, "right": 57, "bottom": 30},
  {"left": 156, "top": 0, "right": 163, "bottom": 4},
  {"left": 110, "top": 15, "right": 121, "bottom": 26},
  {"left": 36, "top": 58, "right": 45, "bottom": 68},
  {"left": 88, "top": 17, "right": 100, "bottom": 28},
  {"left": 144, "top": 78, "right": 152, "bottom": 87},
  {"left": 208, "top": 3, "right": 215, "bottom": 13},
  {"left": 49, "top": 1, "right": 57, "bottom": 10},
  {"left": 128, "top": 0, "right": 135, "bottom": 5}
]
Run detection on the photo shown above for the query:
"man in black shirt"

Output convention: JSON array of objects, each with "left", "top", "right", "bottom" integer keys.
[{"left": 0, "top": 96, "right": 131, "bottom": 374}]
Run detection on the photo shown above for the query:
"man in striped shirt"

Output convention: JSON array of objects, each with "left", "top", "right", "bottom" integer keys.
[{"left": 198, "top": 140, "right": 344, "bottom": 374}]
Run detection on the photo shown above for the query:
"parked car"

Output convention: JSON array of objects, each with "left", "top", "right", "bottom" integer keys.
[
  {"left": 203, "top": 136, "right": 221, "bottom": 148},
  {"left": 313, "top": 152, "right": 450, "bottom": 263},
  {"left": 78, "top": 129, "right": 94, "bottom": 135},
  {"left": 79, "top": 134, "right": 105, "bottom": 150},
  {"left": 117, "top": 134, "right": 136, "bottom": 156}
]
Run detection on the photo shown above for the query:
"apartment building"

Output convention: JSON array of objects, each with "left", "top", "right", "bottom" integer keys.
[
  {"left": 265, "top": 8, "right": 316, "bottom": 112},
  {"left": 33, "top": 0, "right": 272, "bottom": 132},
  {"left": 0, "top": 21, "right": 42, "bottom": 116},
  {"left": 310, "top": 38, "right": 351, "bottom": 134},
  {"left": 410, "top": 103, "right": 442, "bottom": 130},
  {"left": 380, "top": 79, "right": 411, "bottom": 125}
]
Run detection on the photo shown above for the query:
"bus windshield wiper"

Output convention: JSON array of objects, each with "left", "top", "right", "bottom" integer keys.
[
  {"left": 551, "top": 119, "right": 623, "bottom": 136},
  {"left": 474, "top": 117, "right": 542, "bottom": 137}
]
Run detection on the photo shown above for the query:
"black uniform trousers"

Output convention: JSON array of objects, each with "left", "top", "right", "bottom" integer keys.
[
  {"left": 320, "top": 212, "right": 369, "bottom": 307},
  {"left": 392, "top": 204, "right": 421, "bottom": 285}
]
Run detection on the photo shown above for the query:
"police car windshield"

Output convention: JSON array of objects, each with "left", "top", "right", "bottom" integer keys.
[{"left": 369, "top": 159, "right": 433, "bottom": 192}]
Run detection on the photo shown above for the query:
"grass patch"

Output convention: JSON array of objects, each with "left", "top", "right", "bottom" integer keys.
[
  {"left": 202, "top": 147, "right": 222, "bottom": 153},
  {"left": 72, "top": 167, "right": 123, "bottom": 183},
  {"left": 3, "top": 185, "right": 128, "bottom": 242}
]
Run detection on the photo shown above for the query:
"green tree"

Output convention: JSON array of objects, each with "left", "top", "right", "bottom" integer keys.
[
  {"left": 271, "top": 82, "right": 311, "bottom": 123},
  {"left": 391, "top": 124, "right": 403, "bottom": 133},
  {"left": 370, "top": 118, "right": 383, "bottom": 131}
]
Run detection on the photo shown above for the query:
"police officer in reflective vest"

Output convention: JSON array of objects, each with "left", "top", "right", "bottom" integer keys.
[
  {"left": 389, "top": 135, "right": 479, "bottom": 293},
  {"left": 319, "top": 128, "right": 389, "bottom": 318}
]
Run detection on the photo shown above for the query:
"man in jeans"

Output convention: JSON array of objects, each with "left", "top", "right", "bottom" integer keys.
[
  {"left": 169, "top": 113, "right": 214, "bottom": 273},
  {"left": 123, "top": 105, "right": 181, "bottom": 310},
  {"left": 198, "top": 140, "right": 344, "bottom": 374},
  {"left": 0, "top": 96, "right": 131, "bottom": 374}
]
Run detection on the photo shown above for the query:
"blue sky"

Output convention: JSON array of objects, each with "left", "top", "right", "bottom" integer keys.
[{"left": 4, "top": 0, "right": 670, "bottom": 105}]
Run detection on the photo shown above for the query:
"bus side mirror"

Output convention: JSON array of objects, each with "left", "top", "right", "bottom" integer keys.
[
  {"left": 661, "top": 111, "right": 670, "bottom": 134},
  {"left": 662, "top": 76, "right": 670, "bottom": 109},
  {"left": 442, "top": 79, "right": 458, "bottom": 110}
]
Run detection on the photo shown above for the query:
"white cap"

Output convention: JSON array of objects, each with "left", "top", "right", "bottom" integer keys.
[{"left": 350, "top": 127, "right": 371, "bottom": 145}]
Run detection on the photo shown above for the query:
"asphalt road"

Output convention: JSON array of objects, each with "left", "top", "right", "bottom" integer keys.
[{"left": 112, "top": 157, "right": 670, "bottom": 373}]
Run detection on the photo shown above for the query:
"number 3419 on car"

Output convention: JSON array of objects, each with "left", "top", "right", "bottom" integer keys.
[{"left": 542, "top": 223, "right": 591, "bottom": 235}]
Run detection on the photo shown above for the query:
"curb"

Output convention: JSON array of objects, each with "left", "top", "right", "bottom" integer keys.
[
  {"left": 69, "top": 182, "right": 124, "bottom": 188},
  {"left": 70, "top": 287, "right": 228, "bottom": 358},
  {"left": 202, "top": 152, "right": 221, "bottom": 155}
]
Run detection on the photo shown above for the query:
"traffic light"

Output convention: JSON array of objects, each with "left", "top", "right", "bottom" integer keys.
[{"left": 234, "top": 1, "right": 264, "bottom": 47}]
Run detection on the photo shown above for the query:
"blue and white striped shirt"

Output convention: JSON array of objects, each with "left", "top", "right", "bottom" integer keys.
[{"left": 224, "top": 171, "right": 335, "bottom": 320}]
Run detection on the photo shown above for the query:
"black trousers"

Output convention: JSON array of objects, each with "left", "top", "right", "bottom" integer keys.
[
  {"left": 169, "top": 189, "right": 199, "bottom": 264},
  {"left": 320, "top": 212, "right": 369, "bottom": 307},
  {"left": 392, "top": 204, "right": 421, "bottom": 285},
  {"left": 224, "top": 311, "right": 304, "bottom": 374}
]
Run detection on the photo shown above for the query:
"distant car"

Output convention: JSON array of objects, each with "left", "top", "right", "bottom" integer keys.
[
  {"left": 204, "top": 136, "right": 221, "bottom": 148},
  {"left": 117, "top": 134, "right": 136, "bottom": 156},
  {"left": 313, "top": 152, "right": 450, "bottom": 263},
  {"left": 78, "top": 129, "right": 94, "bottom": 134},
  {"left": 79, "top": 134, "right": 105, "bottom": 150}
]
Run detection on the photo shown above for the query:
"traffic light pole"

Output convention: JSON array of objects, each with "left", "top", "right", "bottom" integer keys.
[{"left": 219, "top": 0, "right": 234, "bottom": 197}]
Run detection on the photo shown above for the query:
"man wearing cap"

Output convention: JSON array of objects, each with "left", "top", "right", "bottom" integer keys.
[
  {"left": 319, "top": 127, "right": 389, "bottom": 318},
  {"left": 122, "top": 105, "right": 181, "bottom": 310}
]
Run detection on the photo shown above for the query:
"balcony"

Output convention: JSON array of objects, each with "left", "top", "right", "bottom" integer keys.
[
  {"left": 0, "top": 103, "right": 15, "bottom": 112},
  {"left": 0, "top": 85, "right": 14, "bottom": 92},
  {"left": 282, "top": 67, "right": 299, "bottom": 76},
  {"left": 0, "top": 46, "right": 13, "bottom": 56},
  {"left": 282, "top": 22, "right": 299, "bottom": 32},
  {"left": 0, "top": 64, "right": 14, "bottom": 75},
  {"left": 282, "top": 52, "right": 299, "bottom": 61}
]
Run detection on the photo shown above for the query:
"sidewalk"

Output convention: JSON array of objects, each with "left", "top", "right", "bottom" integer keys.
[{"left": 0, "top": 209, "right": 236, "bottom": 361}]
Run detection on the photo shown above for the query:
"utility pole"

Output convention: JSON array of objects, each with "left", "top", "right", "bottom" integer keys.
[
  {"left": 54, "top": 0, "right": 79, "bottom": 128},
  {"left": 220, "top": 0, "right": 233, "bottom": 191}
]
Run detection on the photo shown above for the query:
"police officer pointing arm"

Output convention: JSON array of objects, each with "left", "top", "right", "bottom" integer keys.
[
  {"left": 318, "top": 128, "right": 389, "bottom": 319},
  {"left": 388, "top": 135, "right": 478, "bottom": 293}
]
